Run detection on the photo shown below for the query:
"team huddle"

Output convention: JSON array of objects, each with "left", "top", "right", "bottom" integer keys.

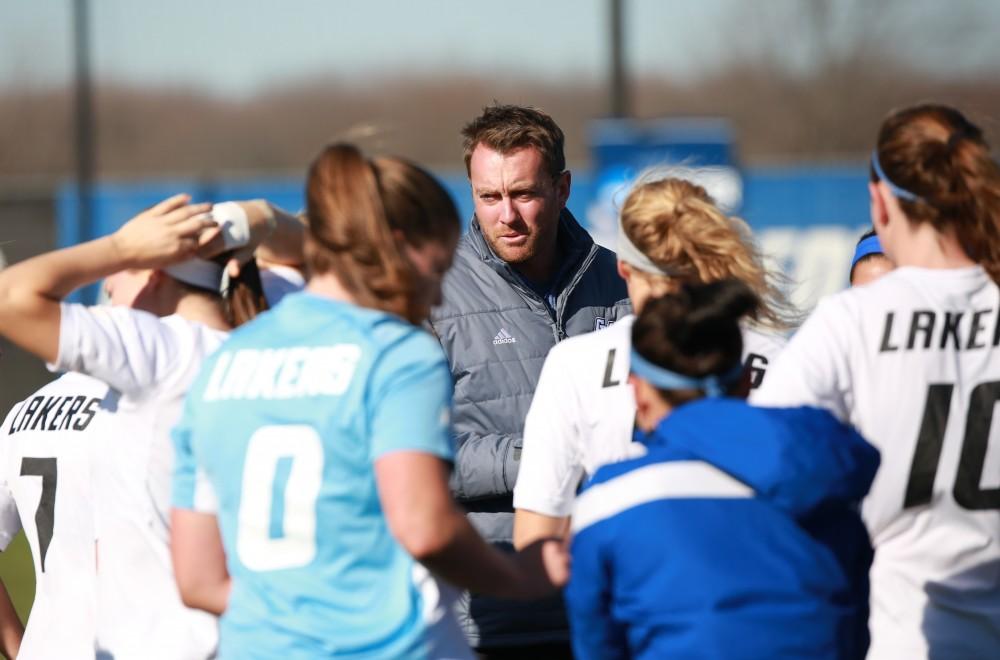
[{"left": 0, "top": 101, "right": 997, "bottom": 659}]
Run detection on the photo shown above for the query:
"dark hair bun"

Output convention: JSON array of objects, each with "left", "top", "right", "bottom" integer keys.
[{"left": 633, "top": 279, "right": 760, "bottom": 386}]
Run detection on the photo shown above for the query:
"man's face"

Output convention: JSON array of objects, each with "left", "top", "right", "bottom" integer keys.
[{"left": 469, "top": 144, "right": 569, "bottom": 278}]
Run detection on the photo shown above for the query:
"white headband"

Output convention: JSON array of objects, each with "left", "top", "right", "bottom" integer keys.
[
  {"left": 165, "top": 258, "right": 225, "bottom": 291},
  {"left": 163, "top": 201, "right": 251, "bottom": 291},
  {"left": 616, "top": 221, "right": 679, "bottom": 277},
  {"left": 211, "top": 201, "right": 251, "bottom": 250}
]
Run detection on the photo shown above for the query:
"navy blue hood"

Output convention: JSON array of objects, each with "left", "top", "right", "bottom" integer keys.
[{"left": 642, "top": 399, "right": 880, "bottom": 518}]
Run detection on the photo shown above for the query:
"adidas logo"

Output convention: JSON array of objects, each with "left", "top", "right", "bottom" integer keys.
[{"left": 493, "top": 328, "right": 517, "bottom": 345}]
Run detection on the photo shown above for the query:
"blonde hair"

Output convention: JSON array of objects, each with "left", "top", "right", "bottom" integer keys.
[{"left": 620, "top": 177, "right": 798, "bottom": 331}]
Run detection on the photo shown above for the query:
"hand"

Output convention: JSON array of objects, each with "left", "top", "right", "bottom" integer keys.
[
  {"left": 110, "top": 194, "right": 215, "bottom": 269},
  {"left": 506, "top": 537, "right": 571, "bottom": 600},
  {"left": 540, "top": 537, "right": 571, "bottom": 588},
  {"left": 196, "top": 200, "right": 277, "bottom": 276}
]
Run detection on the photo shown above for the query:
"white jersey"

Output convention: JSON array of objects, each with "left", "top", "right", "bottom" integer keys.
[
  {"left": 755, "top": 266, "right": 1000, "bottom": 659},
  {"left": 260, "top": 264, "right": 306, "bottom": 307},
  {"left": 0, "top": 372, "right": 109, "bottom": 658},
  {"left": 55, "top": 303, "right": 227, "bottom": 659},
  {"left": 513, "top": 314, "right": 786, "bottom": 517}
]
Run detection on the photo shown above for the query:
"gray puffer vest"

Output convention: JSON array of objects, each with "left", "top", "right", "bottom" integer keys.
[{"left": 429, "top": 209, "right": 631, "bottom": 647}]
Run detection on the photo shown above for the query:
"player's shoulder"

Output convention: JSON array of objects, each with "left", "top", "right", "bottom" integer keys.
[
  {"left": 260, "top": 266, "right": 305, "bottom": 307},
  {"left": 34, "top": 372, "right": 110, "bottom": 398},
  {"left": 265, "top": 291, "right": 444, "bottom": 369},
  {"left": 800, "top": 283, "right": 871, "bottom": 332},
  {"left": 2, "top": 372, "right": 111, "bottom": 437},
  {"left": 228, "top": 291, "right": 395, "bottom": 343},
  {"left": 854, "top": 266, "right": 923, "bottom": 298},
  {"left": 742, "top": 324, "right": 788, "bottom": 360},
  {"left": 848, "top": 265, "right": 992, "bottom": 306},
  {"left": 369, "top": 319, "right": 448, "bottom": 378},
  {"left": 217, "top": 291, "right": 330, "bottom": 351},
  {"left": 81, "top": 304, "right": 225, "bottom": 357},
  {"left": 7, "top": 373, "right": 108, "bottom": 417},
  {"left": 160, "top": 312, "right": 228, "bottom": 343},
  {"left": 63, "top": 300, "right": 161, "bottom": 334},
  {"left": 212, "top": 291, "right": 446, "bottom": 382}
]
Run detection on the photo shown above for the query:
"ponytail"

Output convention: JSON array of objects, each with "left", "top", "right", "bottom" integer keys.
[
  {"left": 306, "top": 144, "right": 413, "bottom": 321},
  {"left": 305, "top": 143, "right": 459, "bottom": 324},
  {"left": 632, "top": 279, "right": 759, "bottom": 405},
  {"left": 621, "top": 177, "right": 798, "bottom": 331},
  {"left": 875, "top": 104, "right": 1000, "bottom": 283},
  {"left": 223, "top": 257, "right": 268, "bottom": 327},
  {"left": 169, "top": 252, "right": 269, "bottom": 327}
]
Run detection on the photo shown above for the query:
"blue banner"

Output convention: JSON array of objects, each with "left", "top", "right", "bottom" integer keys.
[{"left": 57, "top": 165, "right": 872, "bottom": 309}]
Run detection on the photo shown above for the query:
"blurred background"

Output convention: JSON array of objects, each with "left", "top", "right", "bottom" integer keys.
[{"left": 1, "top": 0, "right": 999, "bottom": 628}]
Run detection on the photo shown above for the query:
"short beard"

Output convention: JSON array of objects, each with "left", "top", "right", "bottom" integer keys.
[{"left": 485, "top": 225, "right": 558, "bottom": 279}]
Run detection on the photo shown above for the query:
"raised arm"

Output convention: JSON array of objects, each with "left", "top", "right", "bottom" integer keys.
[
  {"left": 0, "top": 194, "right": 213, "bottom": 363},
  {"left": 199, "top": 200, "right": 306, "bottom": 276},
  {"left": 248, "top": 201, "right": 305, "bottom": 269}
]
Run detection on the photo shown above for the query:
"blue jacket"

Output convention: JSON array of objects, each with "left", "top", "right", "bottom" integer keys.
[{"left": 566, "top": 399, "right": 879, "bottom": 660}]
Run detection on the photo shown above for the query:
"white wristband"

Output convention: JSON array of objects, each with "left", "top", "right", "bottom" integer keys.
[{"left": 211, "top": 201, "right": 251, "bottom": 250}]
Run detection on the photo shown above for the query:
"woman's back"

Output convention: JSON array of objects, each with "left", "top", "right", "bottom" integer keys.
[
  {"left": 173, "top": 291, "right": 468, "bottom": 658},
  {"left": 566, "top": 399, "right": 876, "bottom": 660},
  {"left": 0, "top": 372, "right": 108, "bottom": 658},
  {"left": 758, "top": 265, "right": 1000, "bottom": 657},
  {"left": 515, "top": 317, "right": 785, "bottom": 520},
  {"left": 54, "top": 303, "right": 228, "bottom": 658}
]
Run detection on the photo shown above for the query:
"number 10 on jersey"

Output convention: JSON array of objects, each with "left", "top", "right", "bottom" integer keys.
[{"left": 906, "top": 381, "right": 1000, "bottom": 510}]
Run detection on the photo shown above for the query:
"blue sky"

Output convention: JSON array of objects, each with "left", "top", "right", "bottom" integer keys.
[
  {"left": 3, "top": 0, "right": 998, "bottom": 96},
  {"left": 5, "top": 0, "right": 721, "bottom": 94}
]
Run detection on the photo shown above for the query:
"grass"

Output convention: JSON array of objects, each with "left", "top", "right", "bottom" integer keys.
[{"left": 0, "top": 532, "right": 34, "bottom": 624}]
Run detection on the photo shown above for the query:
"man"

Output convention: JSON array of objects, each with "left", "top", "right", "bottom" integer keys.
[{"left": 429, "top": 103, "right": 631, "bottom": 657}]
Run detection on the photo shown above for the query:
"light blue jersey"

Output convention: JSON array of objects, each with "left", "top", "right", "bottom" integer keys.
[{"left": 173, "top": 292, "right": 469, "bottom": 659}]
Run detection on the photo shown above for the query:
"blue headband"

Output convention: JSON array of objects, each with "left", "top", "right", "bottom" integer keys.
[
  {"left": 851, "top": 234, "right": 884, "bottom": 270},
  {"left": 871, "top": 149, "right": 922, "bottom": 203},
  {"left": 630, "top": 349, "right": 743, "bottom": 398}
]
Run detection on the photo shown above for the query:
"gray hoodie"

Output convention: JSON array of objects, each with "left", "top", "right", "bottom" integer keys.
[{"left": 429, "top": 209, "right": 631, "bottom": 647}]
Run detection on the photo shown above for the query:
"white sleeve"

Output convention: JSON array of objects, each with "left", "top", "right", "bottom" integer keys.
[
  {"left": 513, "top": 345, "right": 584, "bottom": 518},
  {"left": 260, "top": 266, "right": 305, "bottom": 307},
  {"left": 55, "top": 303, "right": 183, "bottom": 398},
  {"left": 193, "top": 467, "right": 220, "bottom": 515},
  {"left": 0, "top": 410, "right": 22, "bottom": 550},
  {"left": 0, "top": 487, "right": 20, "bottom": 552},
  {"left": 753, "top": 295, "right": 856, "bottom": 422}
]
